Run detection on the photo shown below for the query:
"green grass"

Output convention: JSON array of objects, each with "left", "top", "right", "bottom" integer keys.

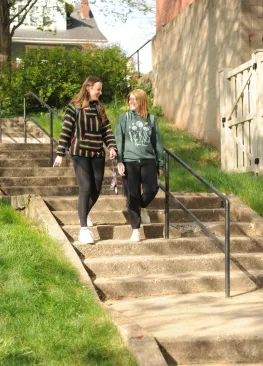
[
  {"left": 0, "top": 199, "right": 137, "bottom": 366},
  {"left": 31, "top": 102, "right": 263, "bottom": 217}
]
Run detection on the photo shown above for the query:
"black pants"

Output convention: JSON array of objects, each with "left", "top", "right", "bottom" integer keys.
[
  {"left": 73, "top": 156, "right": 105, "bottom": 227},
  {"left": 123, "top": 159, "right": 159, "bottom": 229}
]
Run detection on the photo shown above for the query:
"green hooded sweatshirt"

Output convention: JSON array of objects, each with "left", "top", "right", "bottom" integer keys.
[{"left": 115, "top": 110, "right": 164, "bottom": 170}]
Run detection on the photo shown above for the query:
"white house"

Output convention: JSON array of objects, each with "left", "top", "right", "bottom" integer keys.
[{"left": 11, "top": 0, "right": 107, "bottom": 58}]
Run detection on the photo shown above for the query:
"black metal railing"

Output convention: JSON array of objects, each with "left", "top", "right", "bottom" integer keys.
[
  {"left": 0, "top": 102, "right": 2, "bottom": 143},
  {"left": 159, "top": 147, "right": 231, "bottom": 297},
  {"left": 24, "top": 92, "right": 63, "bottom": 166},
  {"left": 128, "top": 39, "right": 151, "bottom": 78}
]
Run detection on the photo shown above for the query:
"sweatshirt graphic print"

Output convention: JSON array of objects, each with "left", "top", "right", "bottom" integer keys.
[{"left": 129, "top": 120, "right": 151, "bottom": 147}]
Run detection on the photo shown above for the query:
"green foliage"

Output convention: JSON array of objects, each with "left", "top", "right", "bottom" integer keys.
[
  {"left": 0, "top": 45, "right": 129, "bottom": 116},
  {"left": 65, "top": 2, "right": 75, "bottom": 15}
]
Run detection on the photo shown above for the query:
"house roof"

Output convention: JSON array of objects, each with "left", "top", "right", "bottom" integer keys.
[{"left": 12, "top": 10, "right": 107, "bottom": 45}]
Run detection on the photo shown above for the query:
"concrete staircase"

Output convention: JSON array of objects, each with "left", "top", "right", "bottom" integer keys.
[
  {"left": 1, "top": 133, "right": 263, "bottom": 364},
  {"left": 0, "top": 117, "right": 48, "bottom": 143},
  {"left": 0, "top": 143, "right": 119, "bottom": 196},
  {"left": 44, "top": 192, "right": 263, "bottom": 365}
]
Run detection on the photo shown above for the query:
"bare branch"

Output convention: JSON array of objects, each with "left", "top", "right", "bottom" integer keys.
[
  {"left": 10, "top": 0, "right": 39, "bottom": 36},
  {"left": 10, "top": 0, "right": 39, "bottom": 25}
]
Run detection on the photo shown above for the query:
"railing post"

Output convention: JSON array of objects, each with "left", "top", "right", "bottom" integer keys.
[
  {"left": 164, "top": 151, "right": 169, "bottom": 239},
  {"left": 219, "top": 68, "right": 232, "bottom": 171},
  {"left": 50, "top": 111, "right": 53, "bottom": 167},
  {"left": 137, "top": 50, "right": 140, "bottom": 79},
  {"left": 0, "top": 101, "right": 2, "bottom": 143},
  {"left": 23, "top": 97, "right": 27, "bottom": 144},
  {"left": 253, "top": 50, "right": 263, "bottom": 175},
  {"left": 225, "top": 198, "right": 231, "bottom": 297}
]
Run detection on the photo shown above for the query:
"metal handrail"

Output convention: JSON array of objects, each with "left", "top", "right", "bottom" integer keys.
[
  {"left": 128, "top": 39, "right": 151, "bottom": 79},
  {"left": 24, "top": 92, "right": 64, "bottom": 167},
  {"left": 0, "top": 102, "right": 2, "bottom": 143},
  {"left": 159, "top": 147, "right": 231, "bottom": 297}
]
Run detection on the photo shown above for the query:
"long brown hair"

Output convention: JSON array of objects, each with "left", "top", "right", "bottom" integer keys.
[
  {"left": 71, "top": 76, "right": 107, "bottom": 120},
  {"left": 127, "top": 89, "right": 149, "bottom": 120}
]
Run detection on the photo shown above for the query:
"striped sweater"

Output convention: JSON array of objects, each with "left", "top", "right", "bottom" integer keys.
[{"left": 57, "top": 102, "right": 117, "bottom": 158}]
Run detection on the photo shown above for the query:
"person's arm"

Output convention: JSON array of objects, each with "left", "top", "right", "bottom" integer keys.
[
  {"left": 57, "top": 104, "right": 76, "bottom": 156},
  {"left": 153, "top": 117, "right": 164, "bottom": 173},
  {"left": 53, "top": 104, "right": 76, "bottom": 167},
  {"left": 115, "top": 113, "right": 126, "bottom": 176},
  {"left": 115, "top": 113, "right": 126, "bottom": 163},
  {"left": 100, "top": 108, "right": 117, "bottom": 160}
]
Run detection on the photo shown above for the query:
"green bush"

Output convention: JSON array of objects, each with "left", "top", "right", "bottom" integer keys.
[{"left": 0, "top": 45, "right": 130, "bottom": 116}]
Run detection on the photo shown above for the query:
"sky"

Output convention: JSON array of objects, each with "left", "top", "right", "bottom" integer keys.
[{"left": 89, "top": 0, "right": 156, "bottom": 74}]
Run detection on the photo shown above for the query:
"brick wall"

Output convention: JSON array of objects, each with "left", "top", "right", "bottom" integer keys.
[{"left": 156, "top": 0, "right": 196, "bottom": 31}]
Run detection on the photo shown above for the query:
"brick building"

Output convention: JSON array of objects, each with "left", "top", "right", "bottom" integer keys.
[{"left": 156, "top": 0, "right": 196, "bottom": 31}]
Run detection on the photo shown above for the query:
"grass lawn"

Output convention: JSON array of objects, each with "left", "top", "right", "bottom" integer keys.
[{"left": 0, "top": 199, "right": 137, "bottom": 366}]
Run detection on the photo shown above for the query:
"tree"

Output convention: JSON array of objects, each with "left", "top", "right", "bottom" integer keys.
[
  {"left": 1, "top": 1, "right": 38, "bottom": 66},
  {"left": 0, "top": 0, "right": 153, "bottom": 68}
]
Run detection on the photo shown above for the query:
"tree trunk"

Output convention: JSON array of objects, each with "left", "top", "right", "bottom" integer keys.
[{"left": 0, "top": 0, "right": 11, "bottom": 68}]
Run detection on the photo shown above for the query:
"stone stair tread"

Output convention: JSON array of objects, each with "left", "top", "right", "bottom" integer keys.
[
  {"left": 95, "top": 270, "right": 263, "bottom": 282},
  {"left": 86, "top": 253, "right": 263, "bottom": 277},
  {"left": 0, "top": 167, "right": 75, "bottom": 177},
  {"left": 62, "top": 223, "right": 163, "bottom": 229},
  {"left": 105, "top": 290, "right": 263, "bottom": 339},
  {"left": 52, "top": 207, "right": 225, "bottom": 213},
  {"left": 73, "top": 236, "right": 263, "bottom": 258},
  {"left": 75, "top": 235, "right": 263, "bottom": 246},
  {"left": 85, "top": 252, "right": 263, "bottom": 263}
]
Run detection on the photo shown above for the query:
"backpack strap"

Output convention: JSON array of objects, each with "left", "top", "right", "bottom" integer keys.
[{"left": 149, "top": 113, "right": 155, "bottom": 127}]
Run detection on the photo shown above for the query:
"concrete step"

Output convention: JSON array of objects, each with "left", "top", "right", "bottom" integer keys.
[
  {"left": 0, "top": 158, "right": 51, "bottom": 168},
  {"left": 169, "top": 221, "right": 261, "bottom": 237},
  {"left": 0, "top": 166, "right": 113, "bottom": 177},
  {"left": 0, "top": 151, "right": 52, "bottom": 159},
  {"left": 0, "top": 117, "right": 22, "bottom": 125},
  {"left": 0, "top": 167, "right": 75, "bottom": 177},
  {"left": 0, "top": 135, "right": 48, "bottom": 143},
  {"left": 85, "top": 252, "right": 263, "bottom": 278},
  {"left": 0, "top": 117, "right": 38, "bottom": 127},
  {"left": 107, "top": 290, "right": 263, "bottom": 364},
  {"left": 62, "top": 222, "right": 257, "bottom": 242},
  {"left": 0, "top": 175, "right": 118, "bottom": 187},
  {"left": 44, "top": 193, "right": 223, "bottom": 211},
  {"left": 0, "top": 185, "right": 121, "bottom": 197},
  {"left": 0, "top": 143, "right": 50, "bottom": 151},
  {"left": 95, "top": 270, "right": 263, "bottom": 298},
  {"left": 63, "top": 223, "right": 164, "bottom": 241},
  {"left": 52, "top": 208, "right": 227, "bottom": 225},
  {"left": 1, "top": 125, "right": 36, "bottom": 133},
  {"left": 0, "top": 176, "right": 78, "bottom": 187},
  {"left": 74, "top": 236, "right": 263, "bottom": 257}
]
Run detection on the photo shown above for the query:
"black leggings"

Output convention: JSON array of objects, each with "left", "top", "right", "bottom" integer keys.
[
  {"left": 73, "top": 156, "right": 105, "bottom": 227},
  {"left": 123, "top": 159, "right": 159, "bottom": 229}
]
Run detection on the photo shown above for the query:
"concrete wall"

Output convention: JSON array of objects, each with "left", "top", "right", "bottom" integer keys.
[{"left": 152, "top": 0, "right": 263, "bottom": 147}]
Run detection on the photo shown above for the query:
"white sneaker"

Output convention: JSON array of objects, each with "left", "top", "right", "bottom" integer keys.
[
  {"left": 141, "top": 208, "right": 151, "bottom": 224},
  {"left": 87, "top": 215, "right": 93, "bottom": 227},
  {"left": 78, "top": 228, "right": 94, "bottom": 244},
  {"left": 131, "top": 229, "right": 140, "bottom": 242}
]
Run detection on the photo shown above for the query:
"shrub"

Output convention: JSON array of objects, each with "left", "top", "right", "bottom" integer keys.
[{"left": 0, "top": 45, "right": 130, "bottom": 116}]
